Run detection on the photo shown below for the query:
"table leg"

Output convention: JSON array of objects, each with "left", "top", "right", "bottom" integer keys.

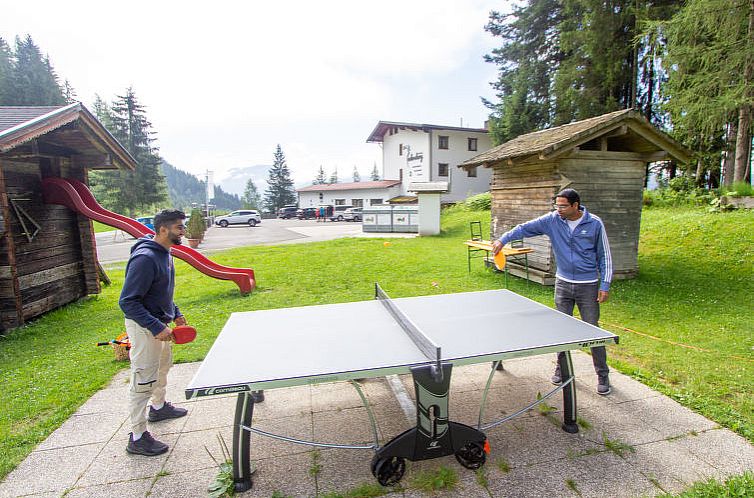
[
  {"left": 558, "top": 351, "right": 579, "bottom": 433},
  {"left": 233, "top": 391, "right": 255, "bottom": 492}
]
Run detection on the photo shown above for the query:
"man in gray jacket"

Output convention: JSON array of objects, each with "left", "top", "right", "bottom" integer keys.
[{"left": 493, "top": 188, "right": 613, "bottom": 394}]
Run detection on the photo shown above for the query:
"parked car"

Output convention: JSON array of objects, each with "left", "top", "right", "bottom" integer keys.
[
  {"left": 277, "top": 206, "right": 298, "bottom": 219},
  {"left": 214, "top": 210, "right": 262, "bottom": 227},
  {"left": 135, "top": 216, "right": 154, "bottom": 231},
  {"left": 297, "top": 207, "right": 317, "bottom": 219},
  {"left": 328, "top": 205, "right": 354, "bottom": 221},
  {"left": 342, "top": 207, "right": 363, "bottom": 222}
]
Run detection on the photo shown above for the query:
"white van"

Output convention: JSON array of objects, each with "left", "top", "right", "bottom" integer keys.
[{"left": 328, "top": 205, "right": 353, "bottom": 221}]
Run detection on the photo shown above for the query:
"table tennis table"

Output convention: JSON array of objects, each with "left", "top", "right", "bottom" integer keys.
[{"left": 186, "top": 284, "right": 618, "bottom": 491}]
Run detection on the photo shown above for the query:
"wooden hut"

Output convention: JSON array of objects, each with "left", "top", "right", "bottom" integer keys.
[
  {"left": 0, "top": 103, "right": 137, "bottom": 332},
  {"left": 459, "top": 109, "right": 691, "bottom": 285}
]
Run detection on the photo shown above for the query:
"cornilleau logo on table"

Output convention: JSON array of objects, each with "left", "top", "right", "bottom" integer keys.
[
  {"left": 208, "top": 386, "right": 249, "bottom": 395},
  {"left": 428, "top": 440, "right": 442, "bottom": 450}
]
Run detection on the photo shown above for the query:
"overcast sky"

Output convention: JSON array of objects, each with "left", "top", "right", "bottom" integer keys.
[{"left": 3, "top": 1, "right": 505, "bottom": 186}]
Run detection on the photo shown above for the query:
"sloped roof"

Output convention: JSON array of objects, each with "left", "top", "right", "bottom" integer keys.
[
  {"left": 0, "top": 106, "right": 64, "bottom": 133},
  {"left": 0, "top": 103, "right": 137, "bottom": 170},
  {"left": 297, "top": 180, "right": 401, "bottom": 192},
  {"left": 367, "top": 120, "right": 488, "bottom": 143},
  {"left": 460, "top": 109, "right": 690, "bottom": 168}
]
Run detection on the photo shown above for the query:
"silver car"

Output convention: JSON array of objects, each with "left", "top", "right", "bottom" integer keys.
[
  {"left": 214, "top": 210, "right": 262, "bottom": 227},
  {"left": 342, "top": 207, "right": 363, "bottom": 222}
]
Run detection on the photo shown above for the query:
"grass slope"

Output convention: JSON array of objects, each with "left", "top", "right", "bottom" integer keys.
[{"left": 0, "top": 205, "right": 751, "bottom": 484}]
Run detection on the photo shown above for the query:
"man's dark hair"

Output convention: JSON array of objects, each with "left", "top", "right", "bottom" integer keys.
[
  {"left": 154, "top": 209, "right": 186, "bottom": 232},
  {"left": 555, "top": 188, "right": 580, "bottom": 206}
]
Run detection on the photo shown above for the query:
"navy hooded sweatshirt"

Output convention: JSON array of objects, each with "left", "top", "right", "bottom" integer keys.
[{"left": 119, "top": 237, "right": 182, "bottom": 336}]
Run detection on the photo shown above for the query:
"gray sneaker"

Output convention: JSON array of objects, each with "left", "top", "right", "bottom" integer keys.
[
  {"left": 148, "top": 402, "right": 188, "bottom": 422},
  {"left": 597, "top": 376, "right": 611, "bottom": 395},
  {"left": 127, "top": 431, "right": 168, "bottom": 456},
  {"left": 551, "top": 369, "right": 562, "bottom": 385}
]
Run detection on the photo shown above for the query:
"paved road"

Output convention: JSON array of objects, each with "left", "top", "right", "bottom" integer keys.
[{"left": 95, "top": 219, "right": 411, "bottom": 264}]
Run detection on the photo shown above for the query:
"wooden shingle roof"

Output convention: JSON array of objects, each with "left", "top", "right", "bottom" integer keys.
[
  {"left": 0, "top": 103, "right": 137, "bottom": 170},
  {"left": 460, "top": 109, "right": 690, "bottom": 168}
]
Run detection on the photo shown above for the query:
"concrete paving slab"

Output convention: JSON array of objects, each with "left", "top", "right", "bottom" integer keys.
[
  {"left": 250, "top": 385, "right": 312, "bottom": 421},
  {"left": 181, "top": 395, "right": 236, "bottom": 432},
  {"left": 677, "top": 427, "right": 754, "bottom": 476},
  {"left": 248, "top": 414, "right": 314, "bottom": 461},
  {"left": 313, "top": 407, "right": 379, "bottom": 446},
  {"left": 243, "top": 452, "right": 315, "bottom": 498},
  {"left": 148, "top": 467, "right": 218, "bottom": 498},
  {"left": 0, "top": 443, "right": 105, "bottom": 497},
  {"left": 621, "top": 439, "right": 719, "bottom": 494},
  {"left": 75, "top": 433, "right": 178, "bottom": 487},
  {"left": 64, "top": 477, "right": 152, "bottom": 498},
  {"left": 36, "top": 411, "right": 126, "bottom": 451},
  {"left": 485, "top": 451, "right": 658, "bottom": 498},
  {"left": 401, "top": 455, "right": 490, "bottom": 497},
  {"left": 315, "top": 448, "right": 383, "bottom": 496},
  {"left": 311, "top": 381, "right": 366, "bottom": 412},
  {"left": 163, "top": 426, "right": 234, "bottom": 474}
]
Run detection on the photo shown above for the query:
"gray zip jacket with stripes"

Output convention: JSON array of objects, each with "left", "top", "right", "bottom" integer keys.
[{"left": 497, "top": 206, "right": 613, "bottom": 292}]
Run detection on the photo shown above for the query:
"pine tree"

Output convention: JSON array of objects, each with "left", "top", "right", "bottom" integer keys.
[
  {"left": 243, "top": 178, "right": 261, "bottom": 209},
  {"left": 263, "top": 145, "right": 296, "bottom": 212},
  {"left": 89, "top": 88, "right": 167, "bottom": 215},
  {"left": 313, "top": 165, "right": 327, "bottom": 184},
  {"left": 370, "top": 163, "right": 380, "bottom": 181},
  {"left": 11, "top": 35, "right": 64, "bottom": 105},
  {"left": 0, "top": 37, "right": 13, "bottom": 105},
  {"left": 62, "top": 79, "right": 77, "bottom": 104},
  {"left": 329, "top": 168, "right": 338, "bottom": 184},
  {"left": 352, "top": 166, "right": 361, "bottom": 182},
  {"left": 653, "top": 0, "right": 753, "bottom": 185}
]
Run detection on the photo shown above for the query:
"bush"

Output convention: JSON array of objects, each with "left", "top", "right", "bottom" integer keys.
[
  {"left": 465, "top": 192, "right": 491, "bottom": 211},
  {"left": 186, "top": 208, "right": 206, "bottom": 239}
]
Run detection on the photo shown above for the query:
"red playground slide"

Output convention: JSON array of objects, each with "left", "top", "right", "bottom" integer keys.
[{"left": 42, "top": 177, "right": 255, "bottom": 295}]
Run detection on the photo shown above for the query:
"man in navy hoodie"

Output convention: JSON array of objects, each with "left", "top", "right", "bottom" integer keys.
[
  {"left": 120, "top": 209, "right": 189, "bottom": 456},
  {"left": 492, "top": 189, "right": 613, "bottom": 394}
]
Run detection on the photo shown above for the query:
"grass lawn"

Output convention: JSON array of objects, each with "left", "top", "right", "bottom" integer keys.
[
  {"left": 0, "top": 205, "right": 752, "bottom": 485},
  {"left": 92, "top": 220, "right": 115, "bottom": 233}
]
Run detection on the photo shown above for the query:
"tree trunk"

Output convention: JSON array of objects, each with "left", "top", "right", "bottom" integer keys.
[
  {"left": 723, "top": 122, "right": 737, "bottom": 186},
  {"left": 734, "top": 108, "right": 751, "bottom": 183},
  {"left": 733, "top": 0, "right": 754, "bottom": 184}
]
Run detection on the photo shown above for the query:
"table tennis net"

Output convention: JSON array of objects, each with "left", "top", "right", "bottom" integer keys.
[{"left": 374, "top": 283, "right": 441, "bottom": 364}]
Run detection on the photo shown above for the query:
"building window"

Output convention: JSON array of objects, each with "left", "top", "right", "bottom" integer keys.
[
  {"left": 334, "top": 199, "right": 346, "bottom": 205},
  {"left": 319, "top": 193, "right": 323, "bottom": 202},
  {"left": 468, "top": 138, "right": 477, "bottom": 151},
  {"left": 399, "top": 143, "right": 403, "bottom": 156},
  {"left": 438, "top": 163, "right": 449, "bottom": 177},
  {"left": 467, "top": 166, "right": 477, "bottom": 177},
  {"left": 370, "top": 198, "right": 383, "bottom": 205},
  {"left": 352, "top": 199, "right": 363, "bottom": 208},
  {"left": 438, "top": 135, "right": 449, "bottom": 149}
]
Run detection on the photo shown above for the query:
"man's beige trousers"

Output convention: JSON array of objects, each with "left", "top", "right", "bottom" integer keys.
[{"left": 126, "top": 318, "right": 173, "bottom": 435}]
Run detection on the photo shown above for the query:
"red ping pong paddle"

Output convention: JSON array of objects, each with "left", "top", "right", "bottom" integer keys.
[{"left": 172, "top": 325, "right": 197, "bottom": 344}]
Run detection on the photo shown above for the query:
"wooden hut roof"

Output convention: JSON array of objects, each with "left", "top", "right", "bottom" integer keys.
[
  {"left": 459, "top": 109, "right": 691, "bottom": 169},
  {"left": 0, "top": 103, "right": 137, "bottom": 170}
]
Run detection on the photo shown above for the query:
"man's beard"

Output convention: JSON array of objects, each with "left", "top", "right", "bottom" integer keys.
[{"left": 171, "top": 234, "right": 183, "bottom": 245}]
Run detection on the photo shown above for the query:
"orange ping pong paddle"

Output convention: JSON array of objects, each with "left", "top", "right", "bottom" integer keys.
[{"left": 494, "top": 251, "right": 506, "bottom": 270}]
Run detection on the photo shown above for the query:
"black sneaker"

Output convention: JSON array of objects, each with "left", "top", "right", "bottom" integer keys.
[
  {"left": 148, "top": 401, "right": 188, "bottom": 422},
  {"left": 251, "top": 390, "right": 265, "bottom": 403},
  {"left": 126, "top": 431, "right": 168, "bottom": 456},
  {"left": 597, "top": 376, "right": 611, "bottom": 395}
]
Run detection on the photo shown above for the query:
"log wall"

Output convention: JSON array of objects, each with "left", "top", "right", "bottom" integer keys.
[
  {"left": 0, "top": 158, "right": 100, "bottom": 333},
  {"left": 489, "top": 151, "right": 645, "bottom": 284}
]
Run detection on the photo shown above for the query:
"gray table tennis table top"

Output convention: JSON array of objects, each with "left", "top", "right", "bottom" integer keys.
[{"left": 186, "top": 289, "right": 618, "bottom": 398}]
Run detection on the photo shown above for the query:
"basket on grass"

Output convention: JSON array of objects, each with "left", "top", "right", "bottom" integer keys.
[
  {"left": 97, "top": 332, "right": 131, "bottom": 361},
  {"left": 112, "top": 332, "right": 130, "bottom": 361}
]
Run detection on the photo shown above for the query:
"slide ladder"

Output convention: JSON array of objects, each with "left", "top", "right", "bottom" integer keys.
[{"left": 41, "top": 177, "right": 255, "bottom": 295}]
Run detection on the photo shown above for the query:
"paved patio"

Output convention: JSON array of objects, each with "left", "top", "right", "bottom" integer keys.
[{"left": 1, "top": 352, "right": 752, "bottom": 497}]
